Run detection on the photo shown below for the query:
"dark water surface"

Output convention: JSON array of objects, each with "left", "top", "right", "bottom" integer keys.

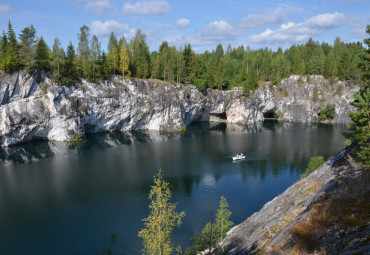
[{"left": 0, "top": 121, "right": 347, "bottom": 254}]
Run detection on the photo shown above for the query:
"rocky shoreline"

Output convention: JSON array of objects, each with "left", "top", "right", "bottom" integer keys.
[
  {"left": 217, "top": 145, "right": 369, "bottom": 255},
  {"left": 0, "top": 71, "right": 359, "bottom": 146}
]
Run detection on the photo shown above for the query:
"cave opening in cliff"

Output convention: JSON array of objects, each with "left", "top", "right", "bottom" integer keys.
[
  {"left": 211, "top": 112, "right": 227, "bottom": 120},
  {"left": 263, "top": 110, "right": 277, "bottom": 119}
]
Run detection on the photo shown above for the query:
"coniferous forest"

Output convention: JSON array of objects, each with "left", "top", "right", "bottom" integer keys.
[{"left": 0, "top": 21, "right": 366, "bottom": 93}]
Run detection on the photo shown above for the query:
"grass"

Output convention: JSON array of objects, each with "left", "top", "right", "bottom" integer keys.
[
  {"left": 292, "top": 170, "right": 370, "bottom": 254},
  {"left": 301, "top": 156, "right": 324, "bottom": 179}
]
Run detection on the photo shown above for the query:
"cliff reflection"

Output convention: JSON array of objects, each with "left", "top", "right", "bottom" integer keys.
[{"left": 0, "top": 122, "right": 346, "bottom": 184}]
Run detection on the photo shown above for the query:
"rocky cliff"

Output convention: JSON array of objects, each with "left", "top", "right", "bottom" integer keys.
[
  {"left": 217, "top": 146, "right": 369, "bottom": 255},
  {"left": 0, "top": 71, "right": 358, "bottom": 146}
]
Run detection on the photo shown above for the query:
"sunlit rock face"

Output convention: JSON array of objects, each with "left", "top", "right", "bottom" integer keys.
[
  {"left": 0, "top": 71, "right": 358, "bottom": 146},
  {"left": 226, "top": 75, "right": 358, "bottom": 124}
]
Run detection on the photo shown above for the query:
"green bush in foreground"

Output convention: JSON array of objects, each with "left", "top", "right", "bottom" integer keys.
[{"left": 301, "top": 156, "right": 325, "bottom": 180}]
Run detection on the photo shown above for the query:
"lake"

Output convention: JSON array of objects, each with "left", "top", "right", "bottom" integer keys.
[{"left": 0, "top": 121, "right": 347, "bottom": 254}]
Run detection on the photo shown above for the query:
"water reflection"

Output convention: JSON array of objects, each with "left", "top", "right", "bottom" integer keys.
[{"left": 0, "top": 121, "right": 347, "bottom": 255}]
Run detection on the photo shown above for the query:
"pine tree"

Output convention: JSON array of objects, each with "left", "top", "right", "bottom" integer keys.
[
  {"left": 18, "top": 25, "right": 36, "bottom": 69},
  {"left": 344, "top": 88, "right": 370, "bottom": 168},
  {"left": 34, "top": 36, "right": 50, "bottom": 70},
  {"left": 4, "top": 20, "right": 21, "bottom": 70},
  {"left": 129, "top": 30, "right": 151, "bottom": 78},
  {"left": 138, "top": 170, "right": 185, "bottom": 255},
  {"left": 185, "top": 196, "right": 233, "bottom": 255},
  {"left": 243, "top": 70, "right": 258, "bottom": 96},
  {"left": 324, "top": 50, "right": 337, "bottom": 83},
  {"left": 77, "top": 25, "right": 90, "bottom": 77},
  {"left": 361, "top": 25, "right": 370, "bottom": 85},
  {"left": 0, "top": 31, "right": 8, "bottom": 69},
  {"left": 343, "top": 25, "right": 370, "bottom": 168},
  {"left": 99, "top": 51, "right": 110, "bottom": 80},
  {"left": 61, "top": 41, "right": 79, "bottom": 85}
]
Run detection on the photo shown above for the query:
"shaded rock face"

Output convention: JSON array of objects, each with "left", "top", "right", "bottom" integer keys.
[
  {"left": 218, "top": 146, "right": 369, "bottom": 255},
  {"left": 0, "top": 71, "right": 358, "bottom": 146}
]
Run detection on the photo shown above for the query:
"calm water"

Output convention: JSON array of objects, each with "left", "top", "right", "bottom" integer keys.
[{"left": 0, "top": 121, "right": 346, "bottom": 254}]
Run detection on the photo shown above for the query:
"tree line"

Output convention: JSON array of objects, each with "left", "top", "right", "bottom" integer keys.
[{"left": 0, "top": 21, "right": 367, "bottom": 92}]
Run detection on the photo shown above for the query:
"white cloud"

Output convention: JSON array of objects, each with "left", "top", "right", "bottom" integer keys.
[
  {"left": 91, "top": 20, "right": 129, "bottom": 37},
  {"left": 165, "top": 20, "right": 240, "bottom": 47},
  {"left": 249, "top": 12, "right": 348, "bottom": 43},
  {"left": 85, "top": 0, "right": 115, "bottom": 15},
  {"left": 349, "top": 17, "right": 370, "bottom": 38},
  {"left": 241, "top": 7, "right": 290, "bottom": 29},
  {"left": 123, "top": 1, "right": 171, "bottom": 15},
  {"left": 163, "top": 24, "right": 173, "bottom": 30},
  {"left": 201, "top": 20, "right": 239, "bottom": 41},
  {"left": 0, "top": 5, "right": 11, "bottom": 13},
  {"left": 176, "top": 18, "right": 190, "bottom": 29}
]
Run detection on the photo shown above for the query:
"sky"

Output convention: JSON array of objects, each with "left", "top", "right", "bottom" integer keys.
[{"left": 0, "top": 0, "right": 369, "bottom": 53}]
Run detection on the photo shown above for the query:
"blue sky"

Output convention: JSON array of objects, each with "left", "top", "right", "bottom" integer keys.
[{"left": 0, "top": 0, "right": 369, "bottom": 53}]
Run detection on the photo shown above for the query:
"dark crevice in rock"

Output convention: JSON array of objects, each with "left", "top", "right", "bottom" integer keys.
[
  {"left": 263, "top": 109, "right": 277, "bottom": 119},
  {"left": 211, "top": 112, "right": 227, "bottom": 120}
]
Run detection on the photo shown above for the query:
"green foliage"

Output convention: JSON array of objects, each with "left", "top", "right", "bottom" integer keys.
[
  {"left": 40, "top": 82, "right": 47, "bottom": 93},
  {"left": 51, "top": 37, "right": 64, "bottom": 82},
  {"left": 343, "top": 26, "right": 370, "bottom": 168},
  {"left": 129, "top": 30, "right": 151, "bottom": 79},
  {"left": 1, "top": 21, "right": 21, "bottom": 70},
  {"left": 193, "top": 79, "right": 206, "bottom": 90},
  {"left": 119, "top": 42, "right": 130, "bottom": 77},
  {"left": 215, "top": 196, "right": 233, "bottom": 243},
  {"left": 242, "top": 70, "right": 258, "bottom": 97},
  {"left": 284, "top": 90, "right": 289, "bottom": 97},
  {"left": 18, "top": 25, "right": 36, "bottom": 68},
  {"left": 318, "top": 104, "right": 336, "bottom": 122},
  {"left": 343, "top": 87, "right": 370, "bottom": 168},
  {"left": 60, "top": 42, "right": 79, "bottom": 85},
  {"left": 336, "top": 84, "right": 343, "bottom": 96},
  {"left": 138, "top": 169, "right": 185, "bottom": 255},
  {"left": 301, "top": 156, "right": 325, "bottom": 179},
  {"left": 0, "top": 20, "right": 367, "bottom": 91},
  {"left": 77, "top": 25, "right": 90, "bottom": 76},
  {"left": 185, "top": 196, "right": 233, "bottom": 254},
  {"left": 34, "top": 37, "right": 50, "bottom": 70},
  {"left": 361, "top": 25, "right": 370, "bottom": 84},
  {"left": 313, "top": 85, "right": 319, "bottom": 101}
]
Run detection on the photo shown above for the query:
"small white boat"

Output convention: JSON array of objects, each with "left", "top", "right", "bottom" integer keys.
[{"left": 232, "top": 155, "right": 245, "bottom": 161}]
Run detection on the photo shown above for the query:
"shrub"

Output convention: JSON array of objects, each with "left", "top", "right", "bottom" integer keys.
[
  {"left": 185, "top": 196, "right": 233, "bottom": 254},
  {"left": 336, "top": 84, "right": 343, "bottom": 96},
  {"left": 301, "top": 156, "right": 324, "bottom": 179},
  {"left": 194, "top": 79, "right": 206, "bottom": 90},
  {"left": 313, "top": 85, "right": 319, "bottom": 101},
  {"left": 318, "top": 104, "right": 335, "bottom": 122}
]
